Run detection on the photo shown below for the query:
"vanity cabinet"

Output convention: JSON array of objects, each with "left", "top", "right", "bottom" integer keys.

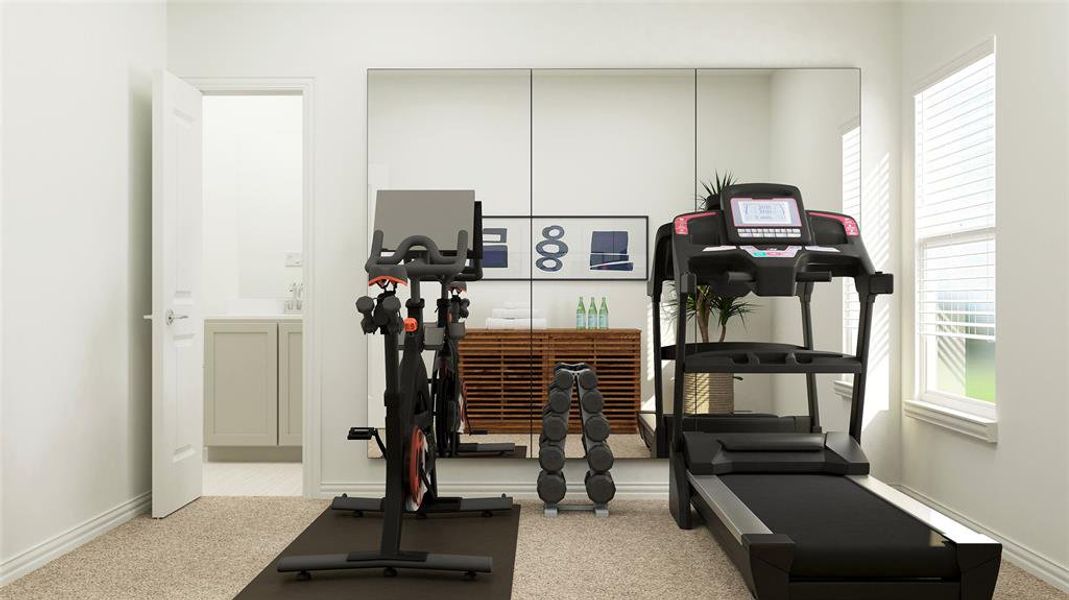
[{"left": 204, "top": 319, "right": 302, "bottom": 447}]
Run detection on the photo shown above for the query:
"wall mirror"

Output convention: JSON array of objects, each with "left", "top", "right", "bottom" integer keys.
[{"left": 366, "top": 67, "right": 859, "bottom": 461}]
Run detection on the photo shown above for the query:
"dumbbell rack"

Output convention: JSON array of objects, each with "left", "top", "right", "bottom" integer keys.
[{"left": 537, "top": 363, "right": 616, "bottom": 518}]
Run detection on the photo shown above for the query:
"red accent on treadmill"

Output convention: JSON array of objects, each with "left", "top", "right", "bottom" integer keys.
[
  {"left": 673, "top": 211, "right": 719, "bottom": 235},
  {"left": 403, "top": 317, "right": 419, "bottom": 333},
  {"left": 810, "top": 212, "right": 860, "bottom": 237}
]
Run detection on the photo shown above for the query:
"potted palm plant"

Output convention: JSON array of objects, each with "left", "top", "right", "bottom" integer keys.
[{"left": 666, "top": 172, "right": 757, "bottom": 413}]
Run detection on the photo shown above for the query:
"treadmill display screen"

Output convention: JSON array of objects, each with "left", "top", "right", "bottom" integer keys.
[{"left": 731, "top": 198, "right": 801, "bottom": 227}]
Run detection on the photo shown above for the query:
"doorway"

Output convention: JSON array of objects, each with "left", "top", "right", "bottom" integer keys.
[{"left": 199, "top": 92, "right": 306, "bottom": 496}]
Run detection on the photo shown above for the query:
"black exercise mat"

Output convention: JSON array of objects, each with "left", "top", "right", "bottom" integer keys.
[
  {"left": 456, "top": 445, "right": 527, "bottom": 458},
  {"left": 237, "top": 505, "right": 521, "bottom": 599}
]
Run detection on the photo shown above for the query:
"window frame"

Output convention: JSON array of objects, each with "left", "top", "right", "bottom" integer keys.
[
  {"left": 840, "top": 120, "right": 861, "bottom": 364},
  {"left": 911, "top": 40, "right": 997, "bottom": 422}
]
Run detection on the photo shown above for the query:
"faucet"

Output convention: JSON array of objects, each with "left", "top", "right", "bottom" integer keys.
[{"left": 286, "top": 282, "right": 303, "bottom": 313}]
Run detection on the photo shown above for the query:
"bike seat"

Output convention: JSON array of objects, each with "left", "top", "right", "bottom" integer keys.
[{"left": 368, "top": 264, "right": 408, "bottom": 287}]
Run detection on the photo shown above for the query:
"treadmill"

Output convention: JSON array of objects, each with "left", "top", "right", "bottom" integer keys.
[{"left": 652, "top": 183, "right": 1001, "bottom": 599}]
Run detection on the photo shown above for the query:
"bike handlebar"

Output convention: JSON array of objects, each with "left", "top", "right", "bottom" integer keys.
[{"left": 365, "top": 230, "right": 471, "bottom": 280}]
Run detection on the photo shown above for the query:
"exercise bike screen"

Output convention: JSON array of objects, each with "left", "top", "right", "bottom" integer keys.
[{"left": 731, "top": 198, "right": 801, "bottom": 227}]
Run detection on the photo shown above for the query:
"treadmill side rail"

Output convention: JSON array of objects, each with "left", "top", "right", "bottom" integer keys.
[
  {"left": 688, "top": 473, "right": 772, "bottom": 542},
  {"left": 846, "top": 476, "right": 997, "bottom": 545},
  {"left": 847, "top": 475, "right": 1002, "bottom": 600}
]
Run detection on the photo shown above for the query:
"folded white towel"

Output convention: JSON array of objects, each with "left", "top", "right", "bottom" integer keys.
[
  {"left": 491, "top": 308, "right": 546, "bottom": 319},
  {"left": 485, "top": 317, "right": 549, "bottom": 330}
]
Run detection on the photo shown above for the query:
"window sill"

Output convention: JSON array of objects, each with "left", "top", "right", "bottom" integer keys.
[
  {"left": 832, "top": 379, "right": 854, "bottom": 401},
  {"left": 903, "top": 399, "right": 998, "bottom": 443}
]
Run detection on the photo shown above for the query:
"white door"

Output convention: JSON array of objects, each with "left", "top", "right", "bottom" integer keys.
[{"left": 151, "top": 71, "right": 204, "bottom": 518}]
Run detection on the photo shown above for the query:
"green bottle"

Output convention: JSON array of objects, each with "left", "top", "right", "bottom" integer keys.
[
  {"left": 587, "top": 296, "right": 598, "bottom": 329},
  {"left": 576, "top": 298, "right": 586, "bottom": 329},
  {"left": 598, "top": 297, "right": 609, "bottom": 329}
]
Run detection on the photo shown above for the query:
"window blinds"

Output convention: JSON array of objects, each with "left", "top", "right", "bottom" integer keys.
[{"left": 915, "top": 53, "right": 996, "bottom": 345}]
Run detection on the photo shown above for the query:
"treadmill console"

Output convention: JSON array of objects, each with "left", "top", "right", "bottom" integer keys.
[{"left": 721, "top": 184, "right": 813, "bottom": 246}]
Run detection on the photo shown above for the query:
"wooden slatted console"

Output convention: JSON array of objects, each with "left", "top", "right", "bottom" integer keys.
[{"left": 459, "top": 329, "right": 641, "bottom": 434}]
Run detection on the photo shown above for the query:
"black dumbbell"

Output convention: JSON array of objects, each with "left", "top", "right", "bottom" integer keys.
[
  {"left": 545, "top": 389, "right": 572, "bottom": 414},
  {"left": 579, "top": 389, "right": 604, "bottom": 413},
  {"left": 584, "top": 441, "right": 614, "bottom": 473},
  {"left": 582, "top": 414, "right": 611, "bottom": 443},
  {"left": 585, "top": 471, "right": 616, "bottom": 504},
  {"left": 577, "top": 369, "right": 598, "bottom": 391},
  {"left": 537, "top": 471, "right": 567, "bottom": 504},
  {"left": 550, "top": 370, "right": 575, "bottom": 392},
  {"left": 542, "top": 412, "right": 568, "bottom": 442},
  {"left": 538, "top": 444, "right": 566, "bottom": 472}
]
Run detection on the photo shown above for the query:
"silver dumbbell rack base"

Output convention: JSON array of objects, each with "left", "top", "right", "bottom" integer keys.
[{"left": 543, "top": 502, "right": 609, "bottom": 518}]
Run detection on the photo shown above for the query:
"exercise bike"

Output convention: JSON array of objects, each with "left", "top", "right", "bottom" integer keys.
[
  {"left": 432, "top": 281, "right": 516, "bottom": 458},
  {"left": 276, "top": 191, "right": 513, "bottom": 581}
]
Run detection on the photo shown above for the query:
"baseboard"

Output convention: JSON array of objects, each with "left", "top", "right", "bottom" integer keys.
[
  {"left": 0, "top": 491, "right": 151, "bottom": 587},
  {"left": 320, "top": 480, "right": 668, "bottom": 501},
  {"left": 897, "top": 484, "right": 1069, "bottom": 593}
]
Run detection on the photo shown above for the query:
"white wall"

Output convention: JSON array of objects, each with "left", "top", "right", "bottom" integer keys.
[
  {"left": 899, "top": 1, "right": 1069, "bottom": 583},
  {"left": 0, "top": 1, "right": 164, "bottom": 578},
  {"left": 167, "top": 1, "right": 902, "bottom": 494},
  {"left": 202, "top": 94, "right": 303, "bottom": 316},
  {"left": 766, "top": 69, "right": 863, "bottom": 435}
]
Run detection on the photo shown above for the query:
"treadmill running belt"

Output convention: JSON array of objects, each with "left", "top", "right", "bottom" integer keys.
[{"left": 720, "top": 474, "right": 959, "bottom": 579}]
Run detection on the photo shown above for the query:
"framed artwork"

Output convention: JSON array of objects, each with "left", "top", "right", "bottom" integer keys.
[{"left": 481, "top": 216, "right": 648, "bottom": 281}]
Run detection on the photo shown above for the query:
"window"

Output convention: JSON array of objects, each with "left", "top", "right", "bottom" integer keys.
[
  {"left": 914, "top": 50, "right": 996, "bottom": 417},
  {"left": 841, "top": 124, "right": 861, "bottom": 358}
]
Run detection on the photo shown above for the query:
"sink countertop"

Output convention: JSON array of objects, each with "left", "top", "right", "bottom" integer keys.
[{"left": 204, "top": 314, "right": 303, "bottom": 321}]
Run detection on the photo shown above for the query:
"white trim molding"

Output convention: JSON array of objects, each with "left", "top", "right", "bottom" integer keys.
[
  {"left": 897, "top": 485, "right": 1069, "bottom": 594},
  {"left": 904, "top": 398, "right": 998, "bottom": 443},
  {"left": 0, "top": 492, "right": 151, "bottom": 586}
]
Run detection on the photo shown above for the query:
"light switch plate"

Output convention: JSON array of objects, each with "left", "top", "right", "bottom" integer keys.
[{"left": 285, "top": 252, "right": 303, "bottom": 267}]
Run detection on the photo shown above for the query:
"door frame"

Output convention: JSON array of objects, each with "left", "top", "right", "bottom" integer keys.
[{"left": 187, "top": 77, "right": 318, "bottom": 497}]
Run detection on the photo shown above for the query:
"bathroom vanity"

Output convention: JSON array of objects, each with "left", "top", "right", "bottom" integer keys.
[{"left": 204, "top": 316, "right": 302, "bottom": 448}]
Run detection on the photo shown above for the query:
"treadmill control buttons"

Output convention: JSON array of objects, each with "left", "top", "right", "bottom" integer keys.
[{"left": 738, "top": 228, "right": 801, "bottom": 239}]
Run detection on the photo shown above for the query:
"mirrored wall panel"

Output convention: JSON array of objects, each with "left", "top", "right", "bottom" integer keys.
[
  {"left": 530, "top": 69, "right": 694, "bottom": 460},
  {"left": 367, "top": 70, "right": 536, "bottom": 459},
  {"left": 366, "top": 67, "right": 860, "bottom": 461}
]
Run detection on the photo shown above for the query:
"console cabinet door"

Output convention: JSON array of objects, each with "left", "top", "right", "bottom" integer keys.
[
  {"left": 204, "top": 321, "right": 278, "bottom": 446},
  {"left": 277, "top": 322, "right": 303, "bottom": 447}
]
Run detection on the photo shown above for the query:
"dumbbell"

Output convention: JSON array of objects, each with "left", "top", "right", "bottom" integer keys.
[
  {"left": 541, "top": 411, "right": 568, "bottom": 442},
  {"left": 538, "top": 442, "right": 566, "bottom": 472},
  {"left": 537, "top": 470, "right": 567, "bottom": 504},
  {"left": 550, "top": 370, "right": 575, "bottom": 392},
  {"left": 584, "top": 471, "right": 616, "bottom": 505},
  {"left": 545, "top": 389, "right": 572, "bottom": 414},
  {"left": 584, "top": 440, "right": 614, "bottom": 473},
  {"left": 577, "top": 369, "right": 598, "bottom": 391},
  {"left": 579, "top": 389, "right": 604, "bottom": 413},
  {"left": 582, "top": 414, "right": 611, "bottom": 443}
]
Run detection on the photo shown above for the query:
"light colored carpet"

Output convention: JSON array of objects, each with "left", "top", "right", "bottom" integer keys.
[{"left": 1, "top": 498, "right": 1064, "bottom": 600}]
